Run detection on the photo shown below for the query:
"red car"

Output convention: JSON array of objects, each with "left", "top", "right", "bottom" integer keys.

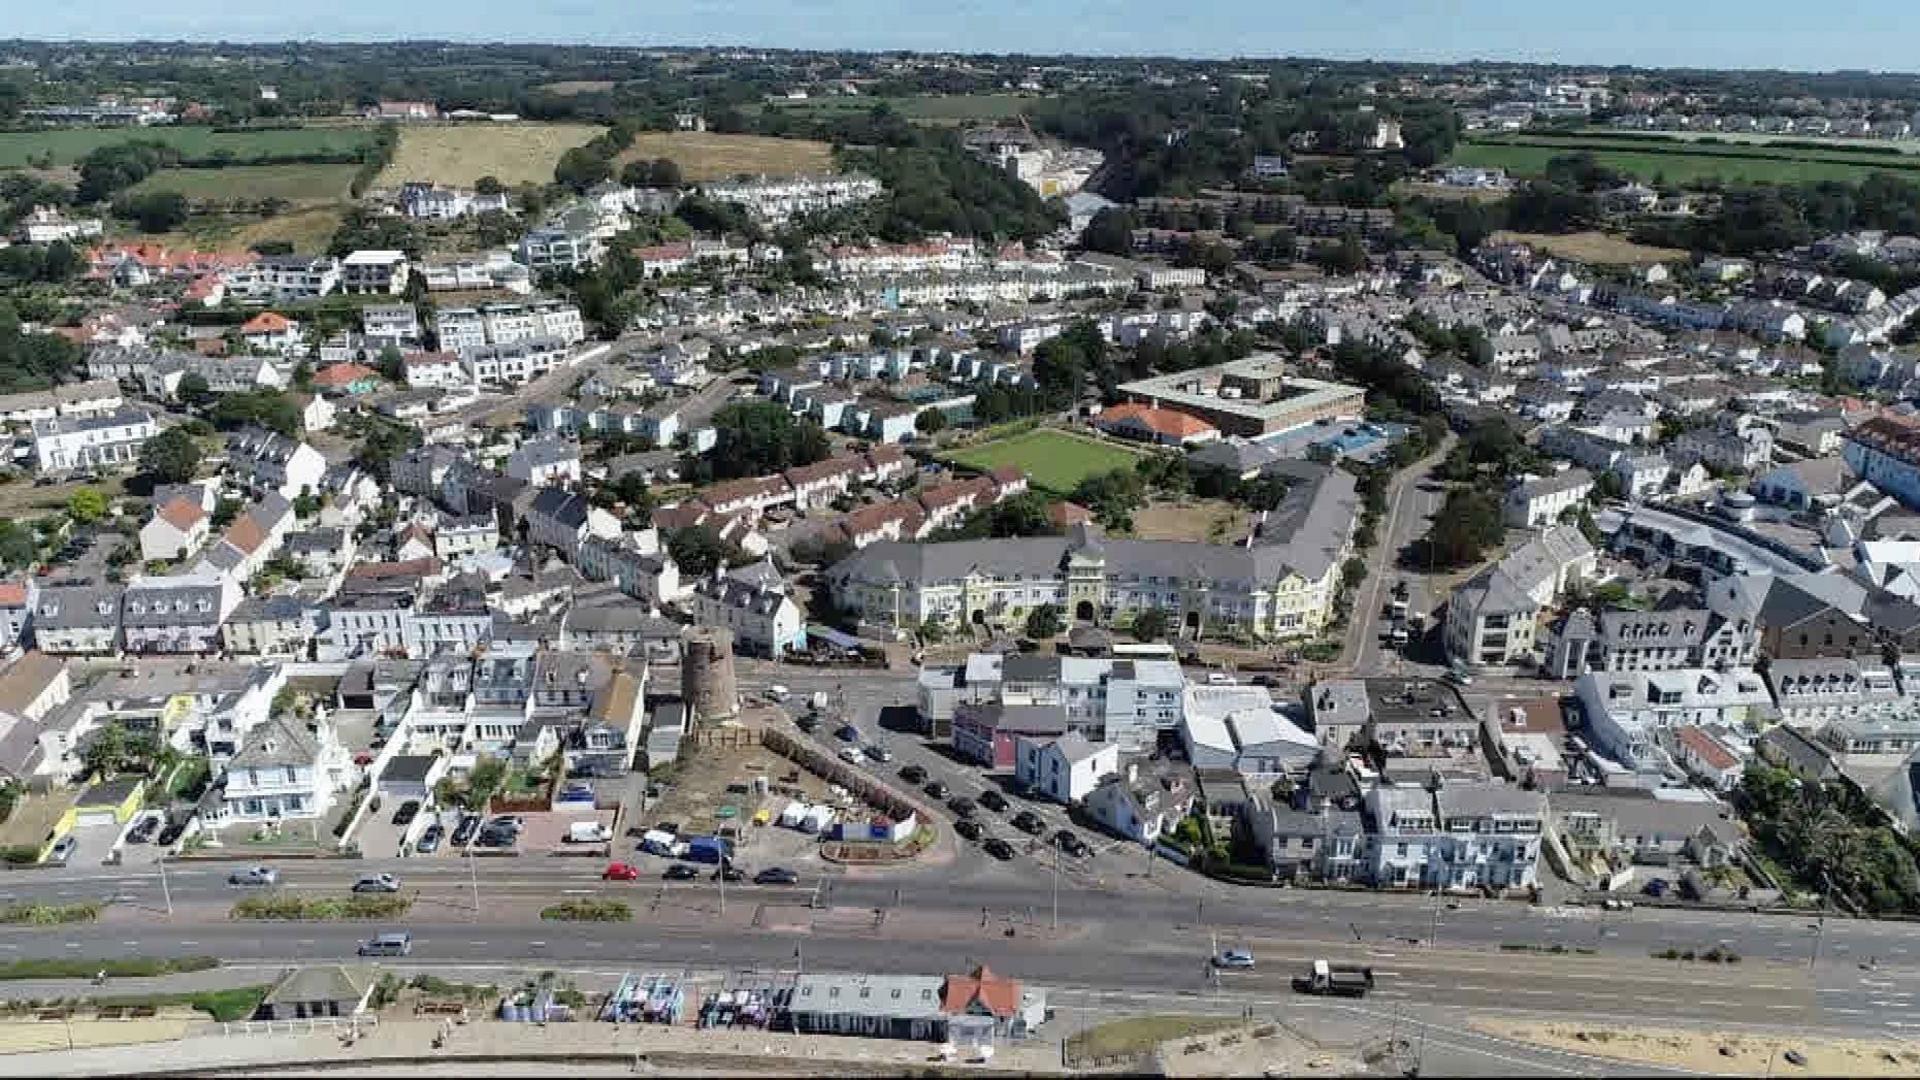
[{"left": 602, "top": 862, "right": 640, "bottom": 881}]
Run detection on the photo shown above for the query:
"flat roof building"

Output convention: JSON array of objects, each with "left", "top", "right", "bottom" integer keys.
[{"left": 1117, "top": 353, "right": 1365, "bottom": 437}]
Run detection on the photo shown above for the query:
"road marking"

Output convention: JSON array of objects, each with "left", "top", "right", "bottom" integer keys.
[{"left": 1828, "top": 1007, "right": 1868, "bottom": 1015}]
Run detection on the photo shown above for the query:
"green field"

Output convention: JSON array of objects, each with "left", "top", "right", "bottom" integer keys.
[
  {"left": 127, "top": 164, "right": 359, "bottom": 205},
  {"left": 945, "top": 428, "right": 1144, "bottom": 494},
  {"left": 0, "top": 125, "right": 375, "bottom": 168},
  {"left": 1451, "top": 133, "right": 1920, "bottom": 186}
]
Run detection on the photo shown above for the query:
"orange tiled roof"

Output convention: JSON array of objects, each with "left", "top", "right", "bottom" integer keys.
[
  {"left": 157, "top": 498, "right": 206, "bottom": 532},
  {"left": 240, "top": 312, "right": 293, "bottom": 334},
  {"left": 940, "top": 965, "right": 1021, "bottom": 1019},
  {"left": 1098, "top": 402, "right": 1218, "bottom": 439}
]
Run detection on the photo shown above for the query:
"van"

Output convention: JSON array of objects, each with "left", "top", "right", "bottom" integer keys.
[
  {"left": 566, "top": 821, "right": 613, "bottom": 844},
  {"left": 358, "top": 932, "right": 412, "bottom": 957},
  {"left": 767, "top": 685, "right": 791, "bottom": 703}
]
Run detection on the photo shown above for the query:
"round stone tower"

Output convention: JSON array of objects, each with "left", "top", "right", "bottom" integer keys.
[{"left": 682, "top": 626, "right": 739, "bottom": 724}]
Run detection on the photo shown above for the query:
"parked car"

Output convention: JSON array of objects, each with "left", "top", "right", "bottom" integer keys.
[
  {"left": 603, "top": 862, "right": 640, "bottom": 881},
  {"left": 451, "top": 814, "right": 481, "bottom": 846},
  {"left": 126, "top": 814, "right": 161, "bottom": 844},
  {"left": 835, "top": 724, "right": 861, "bottom": 743},
  {"left": 1206, "top": 672, "right": 1237, "bottom": 685},
  {"left": 156, "top": 820, "right": 185, "bottom": 847},
  {"left": 864, "top": 744, "right": 892, "bottom": 763},
  {"left": 984, "top": 838, "right": 1017, "bottom": 860},
  {"left": 924, "top": 781, "right": 950, "bottom": 800},
  {"left": 228, "top": 865, "right": 280, "bottom": 887},
  {"left": 1011, "top": 811, "right": 1046, "bottom": 835},
  {"left": 838, "top": 745, "right": 866, "bottom": 764},
  {"left": 663, "top": 863, "right": 698, "bottom": 881},
  {"left": 1055, "top": 831, "right": 1090, "bottom": 858},
  {"left": 954, "top": 819, "right": 985, "bottom": 841},
  {"left": 1642, "top": 877, "right": 1670, "bottom": 898},
  {"left": 1214, "top": 948, "right": 1256, "bottom": 970},
  {"left": 391, "top": 800, "right": 421, "bottom": 827},
  {"left": 898, "top": 764, "right": 928, "bottom": 784},
  {"left": 353, "top": 873, "right": 402, "bottom": 893},
  {"left": 47, "top": 836, "right": 75, "bottom": 865},
  {"left": 415, "top": 823, "right": 444, "bottom": 854},
  {"left": 713, "top": 865, "right": 746, "bottom": 883},
  {"left": 977, "top": 790, "right": 1009, "bottom": 813},
  {"left": 796, "top": 715, "right": 821, "bottom": 734},
  {"left": 754, "top": 867, "right": 799, "bottom": 886},
  {"left": 947, "top": 796, "right": 976, "bottom": 818}
]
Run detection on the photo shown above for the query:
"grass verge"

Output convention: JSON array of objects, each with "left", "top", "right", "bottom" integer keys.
[
  {"left": 231, "top": 895, "right": 411, "bottom": 920},
  {"left": 0, "top": 956, "right": 219, "bottom": 980},
  {"left": 540, "top": 899, "right": 631, "bottom": 922},
  {"left": 0, "top": 901, "right": 102, "bottom": 925},
  {"left": 1066, "top": 1014, "right": 1240, "bottom": 1062}
]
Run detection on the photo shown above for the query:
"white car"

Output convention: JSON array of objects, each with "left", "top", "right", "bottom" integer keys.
[
  {"left": 838, "top": 745, "right": 866, "bottom": 765},
  {"left": 1206, "top": 672, "right": 1237, "bottom": 685},
  {"left": 352, "top": 873, "right": 402, "bottom": 893},
  {"left": 1214, "top": 948, "right": 1256, "bottom": 969},
  {"left": 766, "top": 685, "right": 791, "bottom": 703},
  {"left": 228, "top": 865, "right": 280, "bottom": 887}
]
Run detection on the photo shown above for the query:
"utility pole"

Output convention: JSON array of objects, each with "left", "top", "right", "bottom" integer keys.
[
  {"left": 468, "top": 850, "right": 480, "bottom": 917},
  {"left": 158, "top": 856, "right": 173, "bottom": 917},
  {"left": 1051, "top": 839, "right": 1060, "bottom": 931}
]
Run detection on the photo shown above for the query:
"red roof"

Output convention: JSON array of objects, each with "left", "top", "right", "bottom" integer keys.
[
  {"left": 349, "top": 556, "right": 439, "bottom": 580},
  {"left": 1675, "top": 725, "right": 1739, "bottom": 772},
  {"left": 157, "top": 498, "right": 206, "bottom": 532},
  {"left": 0, "top": 581, "right": 29, "bottom": 606},
  {"left": 940, "top": 966, "right": 1021, "bottom": 1019},
  {"left": 1097, "top": 402, "right": 1218, "bottom": 440},
  {"left": 313, "top": 362, "right": 380, "bottom": 388},
  {"left": 1046, "top": 501, "right": 1092, "bottom": 528},
  {"left": 241, "top": 311, "right": 294, "bottom": 334},
  {"left": 404, "top": 351, "right": 460, "bottom": 369}
]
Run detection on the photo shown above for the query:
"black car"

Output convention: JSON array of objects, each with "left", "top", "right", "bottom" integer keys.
[
  {"left": 983, "top": 838, "right": 1017, "bottom": 860},
  {"left": 416, "top": 823, "right": 445, "bottom": 853},
  {"left": 947, "top": 796, "right": 976, "bottom": 818},
  {"left": 451, "top": 814, "right": 481, "bottom": 845},
  {"left": 475, "top": 827, "right": 517, "bottom": 848},
  {"left": 898, "top": 764, "right": 928, "bottom": 784},
  {"left": 977, "top": 790, "right": 1009, "bottom": 813},
  {"left": 1057, "top": 834, "right": 1090, "bottom": 858},
  {"left": 663, "top": 863, "right": 699, "bottom": 880},
  {"left": 754, "top": 867, "right": 799, "bottom": 886},
  {"left": 796, "top": 715, "right": 821, "bottom": 734},
  {"left": 713, "top": 865, "right": 746, "bottom": 883},
  {"left": 391, "top": 800, "right": 421, "bottom": 827},
  {"left": 126, "top": 815, "right": 161, "bottom": 844},
  {"left": 924, "top": 780, "right": 950, "bottom": 800},
  {"left": 954, "top": 819, "right": 985, "bottom": 841},
  {"left": 156, "top": 820, "right": 186, "bottom": 846},
  {"left": 835, "top": 724, "right": 861, "bottom": 743},
  {"left": 1011, "top": 811, "right": 1046, "bottom": 835}
]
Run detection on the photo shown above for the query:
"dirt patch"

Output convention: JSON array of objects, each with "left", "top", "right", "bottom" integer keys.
[
  {"left": 1067, "top": 1015, "right": 1240, "bottom": 1064},
  {"left": 616, "top": 132, "right": 836, "bottom": 182},
  {"left": 1132, "top": 498, "right": 1248, "bottom": 543},
  {"left": 1473, "top": 1019, "right": 1920, "bottom": 1076},
  {"left": 378, "top": 122, "right": 607, "bottom": 188},
  {"left": 1490, "top": 230, "right": 1686, "bottom": 266},
  {"left": 646, "top": 715, "right": 844, "bottom": 838}
]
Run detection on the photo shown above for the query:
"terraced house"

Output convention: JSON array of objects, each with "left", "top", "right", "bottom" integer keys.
[{"left": 828, "top": 461, "right": 1358, "bottom": 641}]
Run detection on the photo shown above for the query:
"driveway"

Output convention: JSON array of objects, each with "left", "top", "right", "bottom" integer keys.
[{"left": 64, "top": 821, "right": 122, "bottom": 869}]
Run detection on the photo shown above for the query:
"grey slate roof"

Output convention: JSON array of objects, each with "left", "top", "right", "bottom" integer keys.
[
  {"left": 229, "top": 714, "right": 318, "bottom": 770},
  {"left": 34, "top": 585, "right": 123, "bottom": 630}
]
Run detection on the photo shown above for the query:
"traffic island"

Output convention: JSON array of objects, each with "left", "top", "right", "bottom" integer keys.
[{"left": 230, "top": 895, "right": 411, "bottom": 920}]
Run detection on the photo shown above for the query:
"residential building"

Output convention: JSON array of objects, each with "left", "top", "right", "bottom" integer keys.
[
  {"left": 688, "top": 573, "right": 804, "bottom": 657},
  {"left": 209, "top": 713, "right": 352, "bottom": 824},
  {"left": 223, "top": 595, "right": 313, "bottom": 657},
  {"left": 1012, "top": 733, "right": 1118, "bottom": 803},
  {"left": 1846, "top": 415, "right": 1920, "bottom": 509},
  {"left": 1765, "top": 655, "right": 1904, "bottom": 729},
  {"left": 1444, "top": 525, "right": 1595, "bottom": 669},
  {"left": 1367, "top": 782, "right": 1545, "bottom": 891},
  {"left": 505, "top": 438, "right": 582, "bottom": 487},
  {"left": 119, "top": 574, "right": 239, "bottom": 654},
  {"left": 1549, "top": 577, "right": 1764, "bottom": 677},
  {"left": 1576, "top": 666, "right": 1775, "bottom": 774},
  {"left": 31, "top": 407, "right": 157, "bottom": 472},
  {"left": 1502, "top": 469, "right": 1592, "bottom": 529},
  {"left": 227, "top": 428, "right": 327, "bottom": 500},
  {"left": 1242, "top": 799, "right": 1367, "bottom": 883},
  {"left": 398, "top": 182, "right": 509, "bottom": 221},
  {"left": 1179, "top": 685, "right": 1319, "bottom": 778},
  {"left": 31, "top": 584, "right": 123, "bottom": 655},
  {"left": 1083, "top": 764, "right": 1194, "bottom": 844},
  {"left": 139, "top": 494, "right": 210, "bottom": 563}
]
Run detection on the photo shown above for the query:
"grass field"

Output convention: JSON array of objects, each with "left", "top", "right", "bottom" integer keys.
[
  {"left": 616, "top": 131, "right": 836, "bottom": 181},
  {"left": 1451, "top": 133, "right": 1920, "bottom": 186},
  {"left": 0, "top": 125, "right": 375, "bottom": 169},
  {"left": 535, "top": 80, "right": 617, "bottom": 97},
  {"left": 945, "top": 428, "right": 1144, "bottom": 495},
  {"left": 377, "top": 122, "right": 605, "bottom": 188},
  {"left": 126, "top": 164, "right": 359, "bottom": 206},
  {"left": 1490, "top": 229, "right": 1688, "bottom": 266}
]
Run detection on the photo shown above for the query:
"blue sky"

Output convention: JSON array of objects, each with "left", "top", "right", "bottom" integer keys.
[{"left": 10, "top": 0, "right": 1919, "bottom": 73}]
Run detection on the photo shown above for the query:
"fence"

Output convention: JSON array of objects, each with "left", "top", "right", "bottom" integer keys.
[{"left": 214, "top": 1015, "right": 378, "bottom": 1038}]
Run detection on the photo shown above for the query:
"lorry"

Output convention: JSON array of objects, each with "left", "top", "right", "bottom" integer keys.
[{"left": 1291, "top": 960, "right": 1374, "bottom": 997}]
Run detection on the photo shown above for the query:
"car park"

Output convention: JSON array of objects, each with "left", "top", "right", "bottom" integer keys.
[
  {"left": 898, "top": 764, "right": 928, "bottom": 784},
  {"left": 416, "top": 823, "right": 444, "bottom": 853},
  {"left": 754, "top": 867, "right": 799, "bottom": 885},
  {"left": 228, "top": 865, "right": 280, "bottom": 887},
  {"left": 603, "top": 862, "right": 640, "bottom": 881},
  {"left": 353, "top": 873, "right": 402, "bottom": 893},
  {"left": 1011, "top": 811, "right": 1045, "bottom": 835},
  {"left": 663, "top": 863, "right": 699, "bottom": 880},
  {"left": 977, "top": 790, "right": 1009, "bottom": 813}
]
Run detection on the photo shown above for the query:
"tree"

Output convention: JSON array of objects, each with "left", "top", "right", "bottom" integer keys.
[
  {"left": 1415, "top": 487, "right": 1504, "bottom": 569},
  {"left": 474, "top": 175, "right": 504, "bottom": 196},
  {"left": 138, "top": 427, "right": 200, "bottom": 484},
  {"left": 111, "top": 190, "right": 189, "bottom": 233},
  {"left": 211, "top": 390, "right": 302, "bottom": 438},
  {"left": 175, "top": 371, "right": 214, "bottom": 409},
  {"left": 1310, "top": 233, "right": 1369, "bottom": 275},
  {"left": 0, "top": 521, "right": 33, "bottom": 570},
  {"left": 700, "top": 401, "right": 830, "bottom": 481},
  {"left": 66, "top": 487, "right": 106, "bottom": 524},
  {"left": 375, "top": 344, "right": 404, "bottom": 383},
  {"left": 81, "top": 723, "right": 128, "bottom": 779},
  {"left": 915, "top": 408, "right": 948, "bottom": 435},
  {"left": 1081, "top": 207, "right": 1135, "bottom": 255},
  {"left": 1025, "top": 603, "right": 1064, "bottom": 640},
  {"left": 667, "top": 524, "right": 739, "bottom": 578},
  {"left": 1132, "top": 608, "right": 1169, "bottom": 641}
]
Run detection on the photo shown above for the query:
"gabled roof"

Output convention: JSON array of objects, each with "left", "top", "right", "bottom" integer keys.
[{"left": 940, "top": 965, "right": 1021, "bottom": 1019}]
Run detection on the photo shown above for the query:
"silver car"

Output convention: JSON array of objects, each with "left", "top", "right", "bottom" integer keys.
[
  {"left": 352, "top": 873, "right": 402, "bottom": 893},
  {"left": 228, "top": 865, "right": 280, "bottom": 887}
]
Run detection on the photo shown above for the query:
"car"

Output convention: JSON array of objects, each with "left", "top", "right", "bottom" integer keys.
[
  {"left": 126, "top": 814, "right": 161, "bottom": 844},
  {"left": 603, "top": 862, "right": 640, "bottom": 881},
  {"left": 976, "top": 790, "right": 1009, "bottom": 813},
  {"left": 953, "top": 819, "right": 985, "bottom": 841},
  {"left": 1642, "top": 877, "right": 1670, "bottom": 898},
  {"left": 475, "top": 829, "right": 516, "bottom": 848},
  {"left": 1011, "top": 811, "right": 1046, "bottom": 835},
  {"left": 924, "top": 780, "right": 950, "bottom": 800},
  {"left": 1214, "top": 948, "right": 1256, "bottom": 970},
  {"left": 795, "top": 715, "right": 821, "bottom": 734},
  {"left": 1056, "top": 833, "right": 1090, "bottom": 858},
  {"left": 156, "top": 820, "right": 186, "bottom": 846},
  {"left": 754, "top": 867, "right": 799, "bottom": 886},
  {"left": 415, "top": 824, "right": 444, "bottom": 854},
  {"left": 1601, "top": 897, "right": 1635, "bottom": 911},
  {"left": 663, "top": 863, "right": 699, "bottom": 880},
  {"left": 839, "top": 745, "right": 866, "bottom": 764},
  {"left": 835, "top": 724, "right": 861, "bottom": 743},
  {"left": 1444, "top": 667, "right": 1474, "bottom": 687},
  {"left": 353, "top": 873, "right": 402, "bottom": 893},
  {"left": 358, "top": 932, "right": 412, "bottom": 958},
  {"left": 713, "top": 865, "right": 746, "bottom": 883},
  {"left": 391, "top": 800, "right": 421, "bottom": 827},
  {"left": 653, "top": 821, "right": 680, "bottom": 836},
  {"left": 47, "top": 836, "right": 75, "bottom": 865},
  {"left": 1206, "top": 672, "right": 1237, "bottom": 685},
  {"left": 898, "top": 764, "right": 928, "bottom": 784},
  {"left": 451, "top": 814, "right": 481, "bottom": 846},
  {"left": 228, "top": 865, "right": 280, "bottom": 887},
  {"left": 766, "top": 684, "right": 791, "bottom": 703},
  {"left": 864, "top": 744, "right": 893, "bottom": 763},
  {"left": 983, "top": 838, "right": 1017, "bottom": 860},
  {"left": 947, "top": 796, "right": 976, "bottom": 817}
]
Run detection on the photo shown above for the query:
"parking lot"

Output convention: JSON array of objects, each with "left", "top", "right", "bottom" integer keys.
[
  {"left": 63, "top": 820, "right": 123, "bottom": 869},
  {"left": 356, "top": 796, "right": 428, "bottom": 859}
]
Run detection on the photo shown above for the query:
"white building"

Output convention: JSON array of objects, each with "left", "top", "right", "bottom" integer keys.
[
  {"left": 398, "top": 182, "right": 510, "bottom": 221},
  {"left": 1179, "top": 685, "right": 1319, "bottom": 779},
  {"left": 1367, "top": 782, "right": 1545, "bottom": 891},
  {"left": 1576, "top": 666, "right": 1775, "bottom": 774},
  {"left": 31, "top": 407, "right": 157, "bottom": 472},
  {"left": 227, "top": 428, "right": 327, "bottom": 501},
  {"left": 1012, "top": 732, "right": 1118, "bottom": 804},
  {"left": 1503, "top": 469, "right": 1593, "bottom": 529},
  {"left": 339, "top": 250, "right": 411, "bottom": 295},
  {"left": 210, "top": 714, "right": 353, "bottom": 824}
]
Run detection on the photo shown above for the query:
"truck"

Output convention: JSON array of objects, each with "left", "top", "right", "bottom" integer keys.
[{"left": 1291, "top": 960, "right": 1374, "bottom": 998}]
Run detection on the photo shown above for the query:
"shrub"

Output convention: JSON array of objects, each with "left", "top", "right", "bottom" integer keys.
[
  {"left": 540, "top": 899, "right": 630, "bottom": 922},
  {"left": 231, "top": 895, "right": 411, "bottom": 920},
  {"left": 0, "top": 902, "right": 102, "bottom": 925}
]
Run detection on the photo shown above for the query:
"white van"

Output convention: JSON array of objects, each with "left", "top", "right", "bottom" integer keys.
[
  {"left": 566, "top": 821, "right": 613, "bottom": 844},
  {"left": 767, "top": 685, "right": 791, "bottom": 703},
  {"left": 358, "top": 932, "right": 412, "bottom": 957}
]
